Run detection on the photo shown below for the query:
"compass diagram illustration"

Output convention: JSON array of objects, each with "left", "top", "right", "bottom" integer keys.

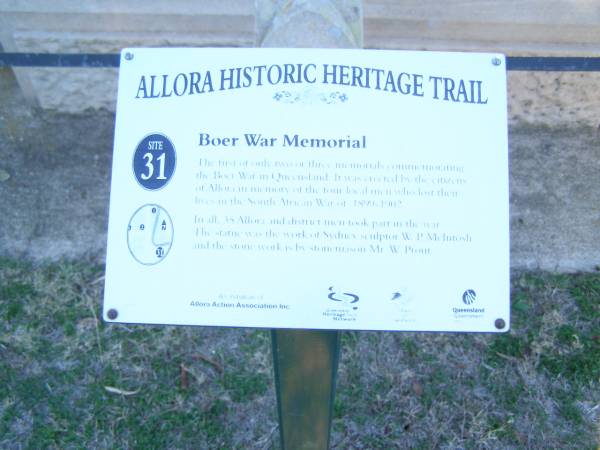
[{"left": 127, "top": 204, "right": 174, "bottom": 265}]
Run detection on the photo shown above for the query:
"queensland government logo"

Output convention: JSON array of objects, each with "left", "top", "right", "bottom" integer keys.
[
  {"left": 323, "top": 286, "right": 359, "bottom": 322},
  {"left": 462, "top": 289, "right": 477, "bottom": 305},
  {"left": 453, "top": 289, "right": 485, "bottom": 318}
]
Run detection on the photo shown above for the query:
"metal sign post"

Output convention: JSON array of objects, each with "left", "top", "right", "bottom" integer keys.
[
  {"left": 272, "top": 330, "right": 340, "bottom": 450},
  {"left": 261, "top": 3, "right": 360, "bottom": 447}
]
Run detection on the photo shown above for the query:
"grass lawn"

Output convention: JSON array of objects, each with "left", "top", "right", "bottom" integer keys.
[{"left": 1, "top": 258, "right": 598, "bottom": 449}]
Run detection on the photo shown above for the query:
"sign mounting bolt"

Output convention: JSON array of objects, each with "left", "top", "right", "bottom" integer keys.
[
  {"left": 107, "top": 309, "right": 119, "bottom": 320},
  {"left": 494, "top": 318, "right": 506, "bottom": 329},
  {"left": 492, "top": 57, "right": 502, "bottom": 66},
  {"left": 125, "top": 52, "right": 134, "bottom": 61}
]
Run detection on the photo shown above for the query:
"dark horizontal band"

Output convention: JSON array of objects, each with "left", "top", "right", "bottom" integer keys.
[
  {"left": 506, "top": 56, "right": 600, "bottom": 71},
  {"left": 1, "top": 52, "right": 599, "bottom": 71},
  {"left": 0, "top": 53, "right": 120, "bottom": 68}
]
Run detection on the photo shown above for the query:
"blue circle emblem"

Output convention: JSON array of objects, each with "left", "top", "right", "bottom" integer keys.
[
  {"left": 133, "top": 134, "right": 176, "bottom": 190},
  {"left": 462, "top": 290, "right": 477, "bottom": 305}
]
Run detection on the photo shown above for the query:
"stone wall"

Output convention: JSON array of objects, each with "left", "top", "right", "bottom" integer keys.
[
  {"left": 2, "top": 1, "right": 599, "bottom": 124},
  {"left": 0, "top": 0, "right": 598, "bottom": 271}
]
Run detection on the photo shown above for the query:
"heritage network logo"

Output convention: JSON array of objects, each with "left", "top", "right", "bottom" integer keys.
[
  {"left": 323, "top": 286, "right": 359, "bottom": 322},
  {"left": 327, "top": 286, "right": 359, "bottom": 309}
]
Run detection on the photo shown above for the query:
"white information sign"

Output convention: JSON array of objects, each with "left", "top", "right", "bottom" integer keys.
[{"left": 104, "top": 48, "right": 509, "bottom": 332}]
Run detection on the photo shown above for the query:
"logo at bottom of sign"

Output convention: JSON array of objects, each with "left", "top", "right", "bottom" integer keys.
[
  {"left": 127, "top": 204, "right": 174, "bottom": 265},
  {"left": 453, "top": 289, "right": 485, "bottom": 319},
  {"left": 322, "top": 286, "right": 359, "bottom": 323}
]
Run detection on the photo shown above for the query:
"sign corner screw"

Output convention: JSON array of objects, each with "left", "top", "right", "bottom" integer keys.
[
  {"left": 492, "top": 57, "right": 502, "bottom": 66},
  {"left": 125, "top": 52, "right": 134, "bottom": 61},
  {"left": 107, "top": 309, "right": 119, "bottom": 320},
  {"left": 494, "top": 318, "right": 506, "bottom": 329}
]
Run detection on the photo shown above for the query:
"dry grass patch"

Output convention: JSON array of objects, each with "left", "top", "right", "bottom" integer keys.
[{"left": 0, "top": 259, "right": 598, "bottom": 449}]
